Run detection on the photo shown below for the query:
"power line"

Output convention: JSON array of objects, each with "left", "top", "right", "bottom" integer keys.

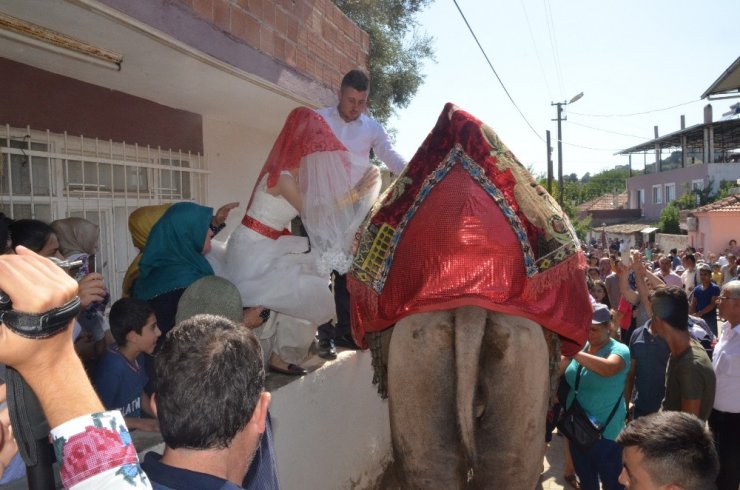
[
  {"left": 568, "top": 99, "right": 699, "bottom": 118},
  {"left": 562, "top": 141, "right": 624, "bottom": 152},
  {"left": 452, "top": 0, "right": 544, "bottom": 142},
  {"left": 519, "top": 0, "right": 552, "bottom": 100},
  {"left": 567, "top": 120, "right": 647, "bottom": 139},
  {"left": 543, "top": 0, "right": 566, "bottom": 98}
]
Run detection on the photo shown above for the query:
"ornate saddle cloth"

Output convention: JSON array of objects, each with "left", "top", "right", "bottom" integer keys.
[{"left": 347, "top": 104, "right": 590, "bottom": 356}]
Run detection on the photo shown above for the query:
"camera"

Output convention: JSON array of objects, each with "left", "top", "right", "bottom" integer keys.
[{"left": 0, "top": 257, "right": 83, "bottom": 313}]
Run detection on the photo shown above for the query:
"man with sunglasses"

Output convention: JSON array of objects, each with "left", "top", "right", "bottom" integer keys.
[{"left": 710, "top": 280, "right": 740, "bottom": 490}]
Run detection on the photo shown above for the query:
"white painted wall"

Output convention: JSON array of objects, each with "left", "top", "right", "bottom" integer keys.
[
  {"left": 708, "top": 163, "right": 740, "bottom": 191},
  {"left": 270, "top": 351, "right": 392, "bottom": 490},
  {"left": 655, "top": 233, "right": 688, "bottom": 254},
  {"left": 135, "top": 350, "right": 392, "bottom": 490},
  {"left": 202, "top": 115, "right": 289, "bottom": 240}
]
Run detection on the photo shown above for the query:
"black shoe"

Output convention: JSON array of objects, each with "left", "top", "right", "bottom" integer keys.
[
  {"left": 318, "top": 339, "right": 337, "bottom": 360},
  {"left": 334, "top": 334, "right": 360, "bottom": 350},
  {"left": 268, "top": 363, "right": 308, "bottom": 376}
]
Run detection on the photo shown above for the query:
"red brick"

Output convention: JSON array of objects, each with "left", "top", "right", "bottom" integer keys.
[
  {"left": 284, "top": 40, "right": 297, "bottom": 66},
  {"left": 192, "top": 0, "right": 213, "bottom": 21},
  {"left": 274, "top": 7, "right": 287, "bottom": 36},
  {"left": 246, "top": 0, "right": 263, "bottom": 18},
  {"left": 213, "top": 0, "right": 231, "bottom": 31},
  {"left": 273, "top": 35, "right": 286, "bottom": 61},
  {"left": 285, "top": 16, "right": 300, "bottom": 41},
  {"left": 232, "top": 8, "right": 260, "bottom": 48},
  {"left": 260, "top": 27, "right": 275, "bottom": 56},
  {"left": 297, "top": 49, "right": 308, "bottom": 72},
  {"left": 261, "top": 1, "right": 275, "bottom": 27}
]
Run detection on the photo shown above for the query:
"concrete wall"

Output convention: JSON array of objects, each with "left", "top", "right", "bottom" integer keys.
[
  {"left": 627, "top": 163, "right": 740, "bottom": 220},
  {"left": 689, "top": 212, "right": 740, "bottom": 256},
  {"left": 655, "top": 233, "right": 687, "bottom": 254},
  {"left": 627, "top": 165, "right": 708, "bottom": 219},
  {"left": 202, "top": 116, "right": 282, "bottom": 239},
  {"left": 269, "top": 351, "right": 391, "bottom": 490},
  {"left": 0, "top": 57, "right": 203, "bottom": 154}
]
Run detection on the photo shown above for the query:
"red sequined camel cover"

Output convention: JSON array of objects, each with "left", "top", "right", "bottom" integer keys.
[{"left": 347, "top": 104, "right": 590, "bottom": 355}]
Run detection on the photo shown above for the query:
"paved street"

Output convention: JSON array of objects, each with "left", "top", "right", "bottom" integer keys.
[{"left": 540, "top": 431, "right": 572, "bottom": 490}]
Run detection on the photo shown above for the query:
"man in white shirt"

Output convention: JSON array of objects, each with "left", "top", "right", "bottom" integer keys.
[
  {"left": 316, "top": 69, "right": 407, "bottom": 176},
  {"left": 656, "top": 256, "right": 683, "bottom": 288},
  {"left": 681, "top": 253, "right": 698, "bottom": 294},
  {"left": 315, "top": 70, "right": 407, "bottom": 359},
  {"left": 709, "top": 280, "right": 740, "bottom": 490}
]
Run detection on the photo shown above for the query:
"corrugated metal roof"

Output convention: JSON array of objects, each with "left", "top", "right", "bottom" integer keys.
[
  {"left": 702, "top": 56, "right": 740, "bottom": 99},
  {"left": 617, "top": 118, "right": 740, "bottom": 154}
]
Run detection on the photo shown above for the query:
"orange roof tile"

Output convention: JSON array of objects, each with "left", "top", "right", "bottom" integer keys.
[{"left": 692, "top": 194, "right": 740, "bottom": 213}]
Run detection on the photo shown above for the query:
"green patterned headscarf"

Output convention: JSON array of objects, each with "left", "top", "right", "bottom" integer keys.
[{"left": 133, "top": 202, "right": 214, "bottom": 300}]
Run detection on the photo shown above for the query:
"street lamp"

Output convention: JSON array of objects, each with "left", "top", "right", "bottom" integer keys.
[{"left": 551, "top": 92, "right": 584, "bottom": 207}]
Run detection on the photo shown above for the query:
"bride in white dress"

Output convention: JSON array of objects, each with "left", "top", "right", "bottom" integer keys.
[{"left": 216, "top": 107, "right": 380, "bottom": 374}]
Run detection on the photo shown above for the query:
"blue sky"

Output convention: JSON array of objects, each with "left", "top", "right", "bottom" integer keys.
[{"left": 389, "top": 0, "right": 740, "bottom": 179}]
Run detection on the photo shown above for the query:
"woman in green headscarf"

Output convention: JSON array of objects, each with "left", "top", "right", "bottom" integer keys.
[{"left": 133, "top": 202, "right": 215, "bottom": 338}]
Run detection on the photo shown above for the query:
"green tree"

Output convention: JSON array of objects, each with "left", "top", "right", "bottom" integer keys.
[
  {"left": 658, "top": 203, "right": 681, "bottom": 234},
  {"left": 333, "top": 0, "right": 435, "bottom": 125}
]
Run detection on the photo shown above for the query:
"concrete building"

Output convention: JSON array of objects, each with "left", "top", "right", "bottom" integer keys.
[
  {"left": 687, "top": 193, "right": 740, "bottom": 255},
  {"left": 0, "top": 0, "right": 369, "bottom": 297},
  {"left": 619, "top": 57, "right": 740, "bottom": 221}
]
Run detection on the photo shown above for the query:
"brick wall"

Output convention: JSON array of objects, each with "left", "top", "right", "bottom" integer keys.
[{"left": 178, "top": 0, "right": 369, "bottom": 90}]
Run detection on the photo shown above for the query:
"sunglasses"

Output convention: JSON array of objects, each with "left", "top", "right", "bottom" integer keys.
[{"left": 717, "top": 296, "right": 739, "bottom": 303}]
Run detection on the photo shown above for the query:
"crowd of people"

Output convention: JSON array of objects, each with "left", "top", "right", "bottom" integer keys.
[
  {"left": 553, "top": 239, "right": 740, "bottom": 490},
  {"left": 0, "top": 67, "right": 738, "bottom": 490},
  {"left": 0, "top": 69, "right": 403, "bottom": 489}
]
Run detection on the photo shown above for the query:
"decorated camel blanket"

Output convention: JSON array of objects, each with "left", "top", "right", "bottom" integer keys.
[{"left": 347, "top": 103, "right": 590, "bottom": 356}]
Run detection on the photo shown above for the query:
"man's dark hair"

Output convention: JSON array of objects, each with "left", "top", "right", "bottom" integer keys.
[
  {"left": 9, "top": 219, "right": 54, "bottom": 253},
  {"left": 650, "top": 286, "right": 689, "bottom": 331},
  {"left": 109, "top": 297, "right": 154, "bottom": 346},
  {"left": 616, "top": 411, "right": 718, "bottom": 490},
  {"left": 670, "top": 248, "right": 678, "bottom": 255},
  {"left": 340, "top": 69, "right": 369, "bottom": 92},
  {"left": 684, "top": 253, "right": 696, "bottom": 266},
  {"left": 155, "top": 314, "right": 265, "bottom": 450}
]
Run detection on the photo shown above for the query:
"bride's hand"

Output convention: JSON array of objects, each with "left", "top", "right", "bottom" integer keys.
[
  {"left": 243, "top": 306, "right": 267, "bottom": 329},
  {"left": 354, "top": 166, "right": 380, "bottom": 198}
]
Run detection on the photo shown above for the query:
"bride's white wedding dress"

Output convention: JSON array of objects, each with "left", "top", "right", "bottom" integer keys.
[
  {"left": 209, "top": 107, "right": 380, "bottom": 365},
  {"left": 223, "top": 175, "right": 334, "bottom": 325}
]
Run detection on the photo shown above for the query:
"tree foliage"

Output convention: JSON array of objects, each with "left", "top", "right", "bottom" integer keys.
[
  {"left": 658, "top": 204, "right": 681, "bottom": 234},
  {"left": 538, "top": 168, "right": 629, "bottom": 209},
  {"left": 333, "top": 0, "right": 435, "bottom": 125},
  {"left": 658, "top": 179, "right": 736, "bottom": 234}
]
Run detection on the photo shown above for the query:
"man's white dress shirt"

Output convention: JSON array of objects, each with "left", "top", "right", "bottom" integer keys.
[
  {"left": 316, "top": 106, "right": 406, "bottom": 175},
  {"left": 713, "top": 321, "right": 740, "bottom": 413}
]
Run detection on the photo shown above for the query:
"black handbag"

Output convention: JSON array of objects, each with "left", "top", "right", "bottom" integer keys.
[{"left": 557, "top": 363, "right": 623, "bottom": 453}]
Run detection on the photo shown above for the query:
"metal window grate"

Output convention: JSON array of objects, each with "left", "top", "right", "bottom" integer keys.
[{"left": 0, "top": 125, "right": 210, "bottom": 300}]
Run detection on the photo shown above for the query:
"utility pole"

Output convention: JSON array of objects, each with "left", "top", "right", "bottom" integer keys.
[
  {"left": 546, "top": 130, "right": 553, "bottom": 195},
  {"left": 551, "top": 101, "right": 565, "bottom": 207},
  {"left": 551, "top": 92, "right": 583, "bottom": 208}
]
